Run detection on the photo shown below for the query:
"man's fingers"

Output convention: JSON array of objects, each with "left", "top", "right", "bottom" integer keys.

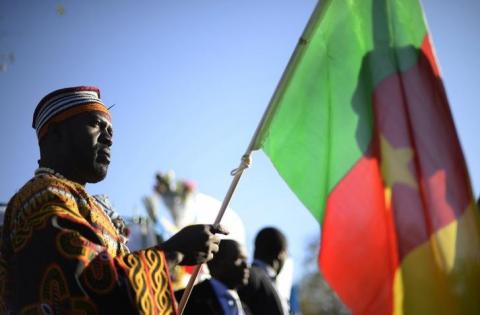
[
  {"left": 210, "top": 234, "right": 221, "bottom": 245},
  {"left": 210, "top": 224, "right": 229, "bottom": 235},
  {"left": 206, "top": 252, "right": 214, "bottom": 262},
  {"left": 210, "top": 242, "right": 219, "bottom": 254}
]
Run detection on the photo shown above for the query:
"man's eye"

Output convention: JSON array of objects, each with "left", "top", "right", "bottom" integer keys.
[{"left": 88, "top": 121, "right": 99, "bottom": 128}]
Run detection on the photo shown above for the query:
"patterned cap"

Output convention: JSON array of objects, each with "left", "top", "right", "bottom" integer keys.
[{"left": 32, "top": 86, "right": 111, "bottom": 139}]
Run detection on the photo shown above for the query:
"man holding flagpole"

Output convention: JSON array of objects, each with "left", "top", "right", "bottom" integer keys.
[{"left": 0, "top": 86, "right": 228, "bottom": 314}]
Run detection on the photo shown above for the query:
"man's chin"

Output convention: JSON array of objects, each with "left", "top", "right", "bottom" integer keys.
[{"left": 86, "top": 165, "right": 109, "bottom": 183}]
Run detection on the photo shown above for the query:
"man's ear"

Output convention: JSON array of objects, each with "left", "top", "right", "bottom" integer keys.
[{"left": 48, "top": 122, "right": 65, "bottom": 142}]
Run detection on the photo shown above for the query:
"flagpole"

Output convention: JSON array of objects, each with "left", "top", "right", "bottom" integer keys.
[
  {"left": 249, "top": 0, "right": 328, "bottom": 150},
  {"left": 176, "top": 153, "right": 252, "bottom": 314},
  {"left": 177, "top": 1, "right": 326, "bottom": 314}
]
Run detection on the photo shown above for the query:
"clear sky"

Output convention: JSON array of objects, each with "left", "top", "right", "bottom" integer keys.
[{"left": 0, "top": 0, "right": 478, "bottom": 282}]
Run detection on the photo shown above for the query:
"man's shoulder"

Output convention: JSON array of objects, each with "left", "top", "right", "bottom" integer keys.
[
  {"left": 175, "top": 279, "right": 214, "bottom": 300},
  {"left": 174, "top": 280, "right": 220, "bottom": 314},
  {"left": 238, "top": 265, "right": 275, "bottom": 297},
  {"left": 2, "top": 174, "right": 90, "bottom": 253},
  {"left": 195, "top": 279, "right": 214, "bottom": 291},
  {"left": 8, "top": 174, "right": 81, "bottom": 210},
  {"left": 5, "top": 174, "right": 86, "bottom": 228},
  {"left": 239, "top": 266, "right": 285, "bottom": 315},
  {"left": 249, "top": 265, "right": 272, "bottom": 281}
]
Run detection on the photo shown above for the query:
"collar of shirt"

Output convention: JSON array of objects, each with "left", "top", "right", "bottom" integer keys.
[{"left": 252, "top": 259, "right": 277, "bottom": 280}]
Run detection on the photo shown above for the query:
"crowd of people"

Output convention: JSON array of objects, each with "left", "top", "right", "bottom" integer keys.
[
  {"left": 0, "top": 86, "right": 293, "bottom": 314},
  {"left": 175, "top": 227, "right": 290, "bottom": 315}
]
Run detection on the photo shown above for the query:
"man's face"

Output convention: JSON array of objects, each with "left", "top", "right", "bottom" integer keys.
[
  {"left": 61, "top": 111, "right": 113, "bottom": 184},
  {"left": 229, "top": 244, "right": 250, "bottom": 287},
  {"left": 276, "top": 249, "right": 288, "bottom": 274},
  {"left": 214, "top": 241, "right": 249, "bottom": 289}
]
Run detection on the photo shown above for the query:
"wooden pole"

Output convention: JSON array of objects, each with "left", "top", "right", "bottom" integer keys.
[{"left": 176, "top": 153, "right": 252, "bottom": 314}]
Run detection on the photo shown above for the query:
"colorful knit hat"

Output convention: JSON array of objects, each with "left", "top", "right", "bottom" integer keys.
[{"left": 32, "top": 86, "right": 111, "bottom": 139}]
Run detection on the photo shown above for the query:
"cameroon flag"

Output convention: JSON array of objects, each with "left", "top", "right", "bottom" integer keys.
[{"left": 253, "top": 0, "right": 480, "bottom": 313}]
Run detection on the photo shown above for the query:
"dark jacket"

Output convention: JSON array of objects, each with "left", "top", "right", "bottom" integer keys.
[
  {"left": 175, "top": 279, "right": 252, "bottom": 315},
  {"left": 237, "top": 265, "right": 287, "bottom": 315}
]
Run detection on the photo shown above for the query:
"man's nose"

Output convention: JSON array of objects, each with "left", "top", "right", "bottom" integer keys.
[{"left": 100, "top": 130, "right": 113, "bottom": 147}]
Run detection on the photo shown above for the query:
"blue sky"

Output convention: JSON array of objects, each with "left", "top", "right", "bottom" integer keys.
[{"left": 0, "top": 0, "right": 478, "bottom": 281}]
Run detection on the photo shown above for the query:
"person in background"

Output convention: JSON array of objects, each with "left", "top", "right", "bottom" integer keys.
[
  {"left": 175, "top": 239, "right": 251, "bottom": 315},
  {"left": 238, "top": 227, "right": 290, "bottom": 315},
  {"left": 0, "top": 86, "right": 227, "bottom": 314}
]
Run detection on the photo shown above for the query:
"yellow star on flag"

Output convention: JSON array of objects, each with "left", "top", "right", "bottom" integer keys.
[{"left": 380, "top": 135, "right": 417, "bottom": 208}]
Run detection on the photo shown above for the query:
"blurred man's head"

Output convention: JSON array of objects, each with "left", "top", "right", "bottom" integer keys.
[
  {"left": 254, "top": 227, "right": 288, "bottom": 275},
  {"left": 34, "top": 86, "right": 113, "bottom": 185},
  {"left": 207, "top": 239, "right": 249, "bottom": 290}
]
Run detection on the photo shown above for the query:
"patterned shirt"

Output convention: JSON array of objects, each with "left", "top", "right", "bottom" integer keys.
[{"left": 0, "top": 172, "right": 177, "bottom": 314}]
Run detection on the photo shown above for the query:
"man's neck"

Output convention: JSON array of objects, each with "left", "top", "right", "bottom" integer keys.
[
  {"left": 252, "top": 259, "right": 277, "bottom": 278},
  {"left": 38, "top": 161, "right": 86, "bottom": 186}
]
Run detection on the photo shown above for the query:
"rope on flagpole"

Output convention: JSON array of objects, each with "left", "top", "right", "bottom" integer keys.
[
  {"left": 230, "top": 154, "right": 252, "bottom": 176},
  {"left": 177, "top": 151, "right": 253, "bottom": 315}
]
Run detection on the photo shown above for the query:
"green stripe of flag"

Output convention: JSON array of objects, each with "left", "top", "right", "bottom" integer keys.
[{"left": 255, "top": 0, "right": 428, "bottom": 222}]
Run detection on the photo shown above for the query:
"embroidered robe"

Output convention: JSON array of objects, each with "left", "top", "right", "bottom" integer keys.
[{"left": 0, "top": 174, "right": 177, "bottom": 314}]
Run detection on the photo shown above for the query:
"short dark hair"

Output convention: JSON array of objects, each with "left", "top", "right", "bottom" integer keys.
[
  {"left": 253, "top": 227, "right": 287, "bottom": 260},
  {"left": 207, "top": 239, "right": 239, "bottom": 271}
]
